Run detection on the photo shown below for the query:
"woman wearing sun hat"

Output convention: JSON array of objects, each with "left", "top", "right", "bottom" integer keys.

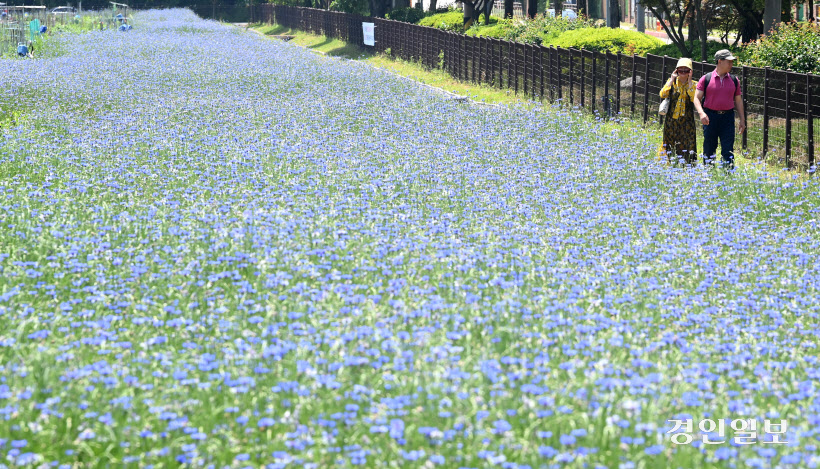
[{"left": 659, "top": 57, "right": 698, "bottom": 166}]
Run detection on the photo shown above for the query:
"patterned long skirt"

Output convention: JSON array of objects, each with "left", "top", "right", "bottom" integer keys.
[{"left": 662, "top": 113, "right": 698, "bottom": 166}]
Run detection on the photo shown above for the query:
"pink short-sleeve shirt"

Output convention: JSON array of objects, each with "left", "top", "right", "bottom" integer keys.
[{"left": 696, "top": 72, "right": 741, "bottom": 111}]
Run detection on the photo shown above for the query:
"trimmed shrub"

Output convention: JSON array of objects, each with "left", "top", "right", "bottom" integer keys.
[
  {"left": 465, "top": 22, "right": 510, "bottom": 38},
  {"left": 419, "top": 10, "right": 500, "bottom": 31},
  {"left": 497, "top": 13, "right": 599, "bottom": 45},
  {"left": 418, "top": 11, "right": 465, "bottom": 31},
  {"left": 649, "top": 40, "right": 741, "bottom": 61},
  {"left": 742, "top": 22, "right": 820, "bottom": 74},
  {"left": 549, "top": 27, "right": 663, "bottom": 55},
  {"left": 386, "top": 7, "right": 428, "bottom": 24}
]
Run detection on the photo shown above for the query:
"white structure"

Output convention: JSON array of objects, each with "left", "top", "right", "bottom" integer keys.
[{"left": 414, "top": 0, "right": 459, "bottom": 11}]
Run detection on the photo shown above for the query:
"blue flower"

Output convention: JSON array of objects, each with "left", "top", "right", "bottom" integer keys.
[
  {"left": 559, "top": 434, "right": 576, "bottom": 446},
  {"left": 258, "top": 418, "right": 275, "bottom": 428}
]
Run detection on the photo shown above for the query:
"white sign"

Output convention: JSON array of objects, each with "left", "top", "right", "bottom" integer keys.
[{"left": 362, "top": 22, "right": 374, "bottom": 47}]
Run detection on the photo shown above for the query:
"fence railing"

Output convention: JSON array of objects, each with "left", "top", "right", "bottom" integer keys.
[{"left": 255, "top": 4, "right": 819, "bottom": 170}]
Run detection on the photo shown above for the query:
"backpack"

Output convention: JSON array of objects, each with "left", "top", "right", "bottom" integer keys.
[{"left": 702, "top": 72, "right": 739, "bottom": 99}]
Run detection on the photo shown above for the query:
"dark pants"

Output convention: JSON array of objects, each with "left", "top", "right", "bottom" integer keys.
[{"left": 702, "top": 109, "right": 736, "bottom": 169}]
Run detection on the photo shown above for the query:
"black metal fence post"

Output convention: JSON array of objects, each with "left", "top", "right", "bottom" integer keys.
[
  {"left": 568, "top": 49, "right": 574, "bottom": 106},
  {"left": 540, "top": 46, "right": 545, "bottom": 100},
  {"left": 763, "top": 66, "right": 770, "bottom": 157},
  {"left": 742, "top": 65, "right": 748, "bottom": 150},
  {"left": 631, "top": 55, "right": 637, "bottom": 118},
  {"left": 557, "top": 47, "right": 563, "bottom": 103},
  {"left": 785, "top": 73, "right": 792, "bottom": 169},
  {"left": 643, "top": 57, "right": 650, "bottom": 124},
  {"left": 660, "top": 56, "right": 668, "bottom": 125},
  {"left": 809, "top": 74, "right": 815, "bottom": 170},
  {"left": 591, "top": 51, "right": 597, "bottom": 114},
  {"left": 616, "top": 52, "right": 622, "bottom": 115},
  {"left": 604, "top": 50, "right": 611, "bottom": 117},
  {"left": 580, "top": 50, "right": 585, "bottom": 109}
]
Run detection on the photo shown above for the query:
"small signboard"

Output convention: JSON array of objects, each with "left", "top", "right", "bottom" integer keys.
[{"left": 362, "top": 22, "right": 374, "bottom": 46}]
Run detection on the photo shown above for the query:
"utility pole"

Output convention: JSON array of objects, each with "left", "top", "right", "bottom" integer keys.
[
  {"left": 764, "top": 0, "right": 781, "bottom": 34},
  {"left": 636, "top": 0, "right": 644, "bottom": 32},
  {"left": 606, "top": 0, "right": 619, "bottom": 27}
]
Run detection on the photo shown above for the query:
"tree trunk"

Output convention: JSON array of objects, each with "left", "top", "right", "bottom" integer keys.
[
  {"left": 370, "top": 0, "right": 388, "bottom": 17},
  {"left": 464, "top": 0, "right": 476, "bottom": 27},
  {"left": 687, "top": 9, "right": 696, "bottom": 49},
  {"left": 504, "top": 0, "right": 513, "bottom": 18},
  {"left": 810, "top": 0, "right": 815, "bottom": 20},
  {"left": 737, "top": 7, "right": 763, "bottom": 42},
  {"left": 484, "top": 0, "right": 495, "bottom": 23},
  {"left": 694, "top": 0, "right": 707, "bottom": 61},
  {"left": 527, "top": 0, "right": 537, "bottom": 18},
  {"left": 646, "top": 3, "right": 694, "bottom": 57},
  {"left": 554, "top": 0, "right": 562, "bottom": 16},
  {"left": 429, "top": 0, "right": 437, "bottom": 12}
]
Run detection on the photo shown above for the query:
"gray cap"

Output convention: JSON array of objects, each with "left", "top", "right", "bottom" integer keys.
[{"left": 715, "top": 49, "right": 736, "bottom": 62}]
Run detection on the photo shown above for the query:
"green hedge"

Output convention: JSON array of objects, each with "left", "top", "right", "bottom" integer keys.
[
  {"left": 505, "top": 13, "right": 600, "bottom": 45},
  {"left": 465, "top": 23, "right": 510, "bottom": 38},
  {"left": 549, "top": 27, "right": 663, "bottom": 55},
  {"left": 463, "top": 12, "right": 599, "bottom": 45},
  {"left": 742, "top": 22, "right": 820, "bottom": 74},
  {"left": 418, "top": 11, "right": 465, "bottom": 31},
  {"left": 418, "top": 10, "right": 500, "bottom": 32}
]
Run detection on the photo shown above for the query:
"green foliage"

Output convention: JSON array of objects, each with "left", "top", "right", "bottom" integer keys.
[
  {"left": 549, "top": 27, "right": 663, "bottom": 55},
  {"left": 418, "top": 11, "right": 465, "bottom": 31},
  {"left": 465, "top": 12, "right": 599, "bottom": 45},
  {"left": 649, "top": 40, "right": 741, "bottom": 61},
  {"left": 466, "top": 11, "right": 597, "bottom": 44},
  {"left": 386, "top": 7, "right": 428, "bottom": 24},
  {"left": 742, "top": 22, "right": 820, "bottom": 74},
  {"left": 329, "top": 0, "right": 369, "bottom": 15},
  {"left": 465, "top": 22, "right": 509, "bottom": 38}
]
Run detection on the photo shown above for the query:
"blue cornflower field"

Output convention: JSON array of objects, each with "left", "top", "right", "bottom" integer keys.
[{"left": 1, "top": 9, "right": 820, "bottom": 469}]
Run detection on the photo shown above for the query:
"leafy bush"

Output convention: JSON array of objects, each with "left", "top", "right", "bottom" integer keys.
[
  {"left": 386, "top": 7, "right": 428, "bottom": 24},
  {"left": 465, "top": 22, "right": 510, "bottom": 38},
  {"left": 549, "top": 27, "right": 663, "bottom": 55},
  {"left": 501, "top": 12, "right": 600, "bottom": 45},
  {"left": 329, "top": 0, "right": 369, "bottom": 15},
  {"left": 419, "top": 10, "right": 500, "bottom": 31},
  {"left": 418, "top": 10, "right": 465, "bottom": 31},
  {"left": 741, "top": 22, "right": 820, "bottom": 74},
  {"left": 649, "top": 40, "right": 741, "bottom": 61}
]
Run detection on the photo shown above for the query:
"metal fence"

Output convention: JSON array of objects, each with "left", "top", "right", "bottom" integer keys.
[
  {"left": 1, "top": 6, "right": 50, "bottom": 55},
  {"left": 257, "top": 5, "right": 817, "bottom": 169}
]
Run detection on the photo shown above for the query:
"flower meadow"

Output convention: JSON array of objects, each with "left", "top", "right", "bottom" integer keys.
[{"left": 3, "top": 9, "right": 820, "bottom": 469}]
